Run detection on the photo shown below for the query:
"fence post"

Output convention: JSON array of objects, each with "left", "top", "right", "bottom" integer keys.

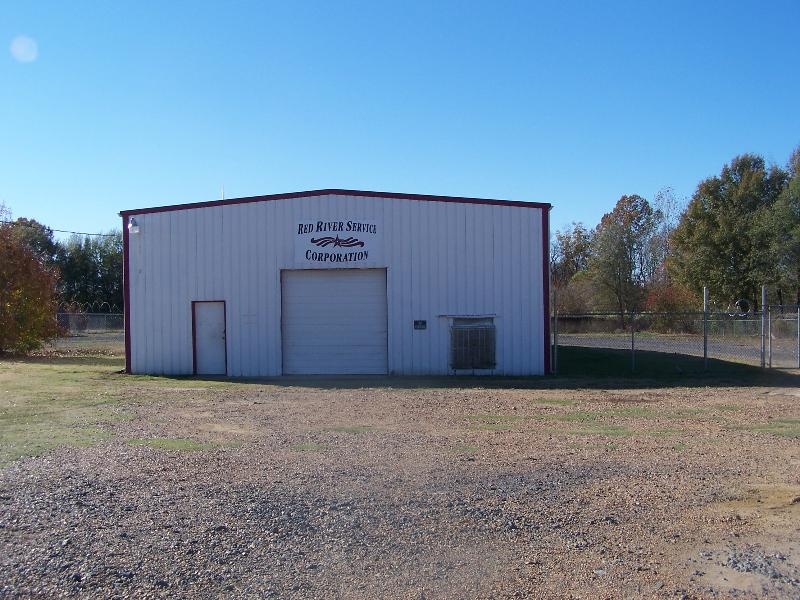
[
  {"left": 553, "top": 307, "right": 559, "bottom": 375},
  {"left": 797, "top": 306, "right": 800, "bottom": 369},
  {"left": 703, "top": 287, "right": 709, "bottom": 371},
  {"left": 768, "top": 306, "right": 772, "bottom": 369},
  {"left": 760, "top": 286, "right": 767, "bottom": 368},
  {"left": 631, "top": 312, "right": 636, "bottom": 372}
]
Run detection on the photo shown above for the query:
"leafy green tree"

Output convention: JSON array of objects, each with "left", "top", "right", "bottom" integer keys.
[
  {"left": 551, "top": 222, "right": 596, "bottom": 312},
  {"left": 56, "top": 232, "right": 123, "bottom": 309},
  {"left": 556, "top": 269, "right": 597, "bottom": 313},
  {"left": 590, "top": 195, "right": 663, "bottom": 323},
  {"left": 0, "top": 207, "right": 61, "bottom": 353},
  {"left": 769, "top": 147, "right": 800, "bottom": 304},
  {"left": 9, "top": 218, "right": 59, "bottom": 264},
  {"left": 551, "top": 222, "right": 593, "bottom": 288},
  {"left": 670, "top": 154, "right": 787, "bottom": 309}
]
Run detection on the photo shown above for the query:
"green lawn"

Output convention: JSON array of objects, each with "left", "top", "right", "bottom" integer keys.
[{"left": 0, "top": 355, "right": 127, "bottom": 465}]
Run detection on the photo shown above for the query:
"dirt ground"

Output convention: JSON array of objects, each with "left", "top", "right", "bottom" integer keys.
[{"left": 2, "top": 367, "right": 800, "bottom": 598}]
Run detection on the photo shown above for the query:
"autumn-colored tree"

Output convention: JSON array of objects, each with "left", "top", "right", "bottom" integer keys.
[
  {"left": 590, "top": 195, "right": 664, "bottom": 324},
  {"left": 0, "top": 208, "right": 61, "bottom": 353},
  {"left": 644, "top": 282, "right": 699, "bottom": 313},
  {"left": 644, "top": 281, "right": 700, "bottom": 332}
]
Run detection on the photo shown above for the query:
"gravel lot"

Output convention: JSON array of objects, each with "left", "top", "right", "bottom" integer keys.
[{"left": 2, "top": 369, "right": 800, "bottom": 599}]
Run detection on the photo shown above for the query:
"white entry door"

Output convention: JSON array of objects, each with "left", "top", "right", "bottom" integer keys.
[
  {"left": 193, "top": 301, "right": 227, "bottom": 375},
  {"left": 282, "top": 269, "right": 388, "bottom": 374}
]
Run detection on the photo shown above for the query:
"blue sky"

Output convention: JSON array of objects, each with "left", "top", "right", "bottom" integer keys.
[{"left": 2, "top": 1, "right": 798, "bottom": 239}]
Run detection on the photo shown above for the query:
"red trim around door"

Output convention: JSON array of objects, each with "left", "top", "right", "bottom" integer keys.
[{"left": 191, "top": 300, "right": 228, "bottom": 376}]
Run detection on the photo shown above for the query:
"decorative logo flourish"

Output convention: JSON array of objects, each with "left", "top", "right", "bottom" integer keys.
[{"left": 310, "top": 235, "right": 365, "bottom": 248}]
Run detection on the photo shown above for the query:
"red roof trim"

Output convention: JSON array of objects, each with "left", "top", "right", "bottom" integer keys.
[{"left": 120, "top": 188, "right": 551, "bottom": 217}]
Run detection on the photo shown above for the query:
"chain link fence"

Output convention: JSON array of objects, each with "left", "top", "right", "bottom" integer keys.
[
  {"left": 57, "top": 312, "right": 124, "bottom": 333},
  {"left": 553, "top": 306, "right": 800, "bottom": 373},
  {"left": 51, "top": 308, "right": 800, "bottom": 371}
]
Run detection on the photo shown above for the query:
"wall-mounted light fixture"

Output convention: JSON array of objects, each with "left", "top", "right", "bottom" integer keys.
[{"left": 128, "top": 217, "right": 140, "bottom": 234}]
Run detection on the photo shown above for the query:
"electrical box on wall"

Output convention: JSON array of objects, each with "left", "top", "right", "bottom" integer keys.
[{"left": 414, "top": 320, "right": 427, "bottom": 330}]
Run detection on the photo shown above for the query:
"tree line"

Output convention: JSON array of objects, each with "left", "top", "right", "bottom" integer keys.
[
  {"left": 0, "top": 207, "right": 122, "bottom": 352},
  {"left": 552, "top": 147, "right": 800, "bottom": 321},
  {"left": 2, "top": 147, "right": 799, "bottom": 351}
]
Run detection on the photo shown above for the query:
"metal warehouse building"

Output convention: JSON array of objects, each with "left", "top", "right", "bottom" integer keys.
[{"left": 120, "top": 189, "right": 551, "bottom": 377}]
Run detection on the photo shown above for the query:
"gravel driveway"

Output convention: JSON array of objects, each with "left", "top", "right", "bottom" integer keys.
[{"left": 2, "top": 378, "right": 800, "bottom": 598}]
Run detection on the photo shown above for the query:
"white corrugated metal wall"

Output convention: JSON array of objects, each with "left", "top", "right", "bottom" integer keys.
[{"left": 124, "top": 193, "right": 547, "bottom": 376}]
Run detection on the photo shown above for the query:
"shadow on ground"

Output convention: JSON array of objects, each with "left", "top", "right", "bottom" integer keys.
[
  {"left": 6, "top": 355, "right": 124, "bottom": 368},
  {"left": 100, "top": 346, "right": 800, "bottom": 391}
]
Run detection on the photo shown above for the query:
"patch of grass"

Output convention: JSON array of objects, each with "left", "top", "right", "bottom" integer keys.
[
  {"left": 537, "top": 410, "right": 600, "bottom": 423},
  {"left": 127, "top": 437, "right": 209, "bottom": 451},
  {"left": 608, "top": 406, "right": 660, "bottom": 418},
  {"left": 1, "top": 425, "right": 112, "bottom": 464},
  {"left": 325, "top": 425, "right": 374, "bottom": 434},
  {"left": 672, "top": 442, "right": 688, "bottom": 451},
  {"left": 220, "top": 440, "right": 244, "bottom": 449},
  {"left": 547, "top": 422, "right": 682, "bottom": 438},
  {"left": 669, "top": 407, "right": 707, "bottom": 417},
  {"left": 569, "top": 441, "right": 621, "bottom": 451},
  {"left": 648, "top": 428, "right": 685, "bottom": 437},
  {"left": 466, "top": 414, "right": 525, "bottom": 422},
  {"left": 533, "top": 398, "right": 576, "bottom": 406},
  {"left": 600, "top": 406, "right": 706, "bottom": 420},
  {"left": 569, "top": 423, "right": 635, "bottom": 436},
  {"left": 466, "top": 414, "right": 525, "bottom": 431},
  {"left": 558, "top": 410, "right": 602, "bottom": 422},
  {"left": 716, "top": 404, "right": 740, "bottom": 412},
  {"left": 470, "top": 422, "right": 514, "bottom": 431},
  {"left": 530, "top": 404, "right": 693, "bottom": 438},
  {"left": 450, "top": 443, "right": 479, "bottom": 455},
  {"left": 99, "top": 407, "right": 135, "bottom": 422},
  {"left": 291, "top": 442, "right": 325, "bottom": 452},
  {"left": 733, "top": 419, "right": 800, "bottom": 438}
]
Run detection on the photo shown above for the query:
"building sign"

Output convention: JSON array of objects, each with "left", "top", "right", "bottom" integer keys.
[{"left": 295, "top": 219, "right": 380, "bottom": 265}]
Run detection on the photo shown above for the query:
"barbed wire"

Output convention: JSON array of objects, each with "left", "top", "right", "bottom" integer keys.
[
  {"left": 58, "top": 301, "right": 122, "bottom": 313},
  {"left": 0, "top": 219, "right": 119, "bottom": 238}
]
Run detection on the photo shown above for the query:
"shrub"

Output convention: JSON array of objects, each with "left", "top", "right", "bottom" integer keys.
[
  {"left": 0, "top": 221, "right": 61, "bottom": 353},
  {"left": 644, "top": 283, "right": 701, "bottom": 333}
]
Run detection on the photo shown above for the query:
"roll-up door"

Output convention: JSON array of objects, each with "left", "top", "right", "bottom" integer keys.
[{"left": 281, "top": 269, "right": 388, "bottom": 374}]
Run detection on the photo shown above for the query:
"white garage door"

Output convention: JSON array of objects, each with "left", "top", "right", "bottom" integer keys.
[{"left": 281, "top": 269, "right": 388, "bottom": 374}]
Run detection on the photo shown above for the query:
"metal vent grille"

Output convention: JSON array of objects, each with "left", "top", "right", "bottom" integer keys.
[{"left": 450, "top": 319, "right": 496, "bottom": 369}]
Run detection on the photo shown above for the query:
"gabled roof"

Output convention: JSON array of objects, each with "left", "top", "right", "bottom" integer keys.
[{"left": 119, "top": 188, "right": 551, "bottom": 217}]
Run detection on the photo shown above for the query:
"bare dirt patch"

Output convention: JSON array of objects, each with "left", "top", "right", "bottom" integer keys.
[{"left": 2, "top": 365, "right": 800, "bottom": 598}]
